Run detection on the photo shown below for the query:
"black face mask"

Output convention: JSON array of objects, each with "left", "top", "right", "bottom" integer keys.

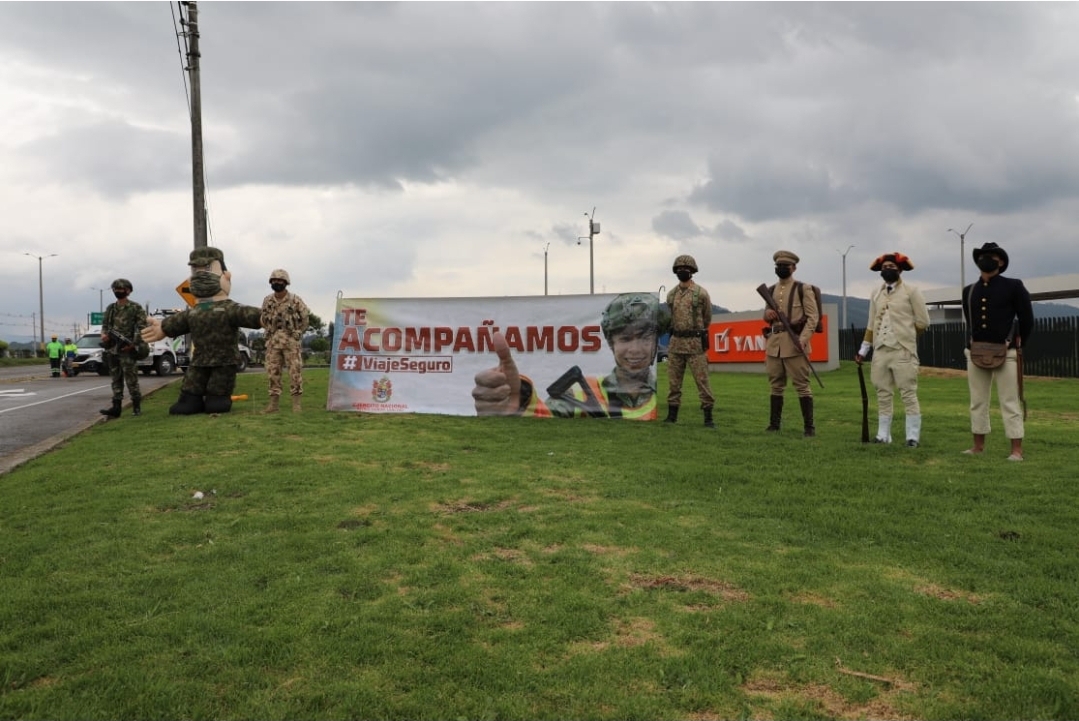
[
  {"left": 774, "top": 265, "right": 792, "bottom": 280},
  {"left": 880, "top": 269, "right": 900, "bottom": 283},
  {"left": 270, "top": 282, "right": 288, "bottom": 293},
  {"left": 675, "top": 270, "right": 692, "bottom": 282},
  {"left": 113, "top": 291, "right": 128, "bottom": 299},
  {"left": 976, "top": 256, "right": 1000, "bottom": 273}
]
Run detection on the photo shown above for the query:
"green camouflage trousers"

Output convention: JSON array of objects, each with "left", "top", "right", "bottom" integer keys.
[
  {"left": 108, "top": 353, "right": 141, "bottom": 401},
  {"left": 181, "top": 365, "right": 239, "bottom": 398},
  {"left": 265, "top": 338, "right": 304, "bottom": 397}
]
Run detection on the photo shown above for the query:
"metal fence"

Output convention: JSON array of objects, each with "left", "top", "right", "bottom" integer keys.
[{"left": 838, "top": 316, "right": 1079, "bottom": 378}]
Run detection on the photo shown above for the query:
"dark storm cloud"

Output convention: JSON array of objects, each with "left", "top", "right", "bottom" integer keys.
[{"left": 17, "top": 121, "right": 189, "bottom": 197}]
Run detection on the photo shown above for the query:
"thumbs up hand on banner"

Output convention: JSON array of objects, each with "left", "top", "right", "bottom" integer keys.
[{"left": 472, "top": 331, "right": 524, "bottom": 416}]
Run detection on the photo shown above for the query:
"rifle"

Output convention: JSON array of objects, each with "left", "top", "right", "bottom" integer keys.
[
  {"left": 1015, "top": 335, "right": 1027, "bottom": 420},
  {"left": 755, "top": 283, "right": 823, "bottom": 388},
  {"left": 101, "top": 328, "right": 145, "bottom": 358},
  {"left": 546, "top": 365, "right": 609, "bottom": 418},
  {"left": 854, "top": 324, "right": 870, "bottom": 443}
]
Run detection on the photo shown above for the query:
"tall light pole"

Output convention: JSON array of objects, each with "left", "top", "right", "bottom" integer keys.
[
  {"left": 948, "top": 223, "right": 973, "bottom": 297},
  {"left": 24, "top": 252, "right": 58, "bottom": 353},
  {"left": 92, "top": 287, "right": 105, "bottom": 313},
  {"left": 577, "top": 207, "right": 600, "bottom": 294},
  {"left": 837, "top": 245, "right": 854, "bottom": 328},
  {"left": 543, "top": 242, "right": 551, "bottom": 296}
]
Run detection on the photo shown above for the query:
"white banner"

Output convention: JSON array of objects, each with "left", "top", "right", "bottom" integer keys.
[{"left": 328, "top": 293, "right": 662, "bottom": 419}]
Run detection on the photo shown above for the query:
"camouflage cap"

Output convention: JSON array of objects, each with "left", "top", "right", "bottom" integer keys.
[
  {"left": 269, "top": 268, "right": 291, "bottom": 284},
  {"left": 773, "top": 250, "right": 800, "bottom": 265},
  {"left": 111, "top": 278, "right": 133, "bottom": 291},
  {"left": 188, "top": 246, "right": 227, "bottom": 271}
]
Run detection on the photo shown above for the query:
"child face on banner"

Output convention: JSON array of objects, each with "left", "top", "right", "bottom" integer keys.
[{"left": 610, "top": 323, "right": 658, "bottom": 374}]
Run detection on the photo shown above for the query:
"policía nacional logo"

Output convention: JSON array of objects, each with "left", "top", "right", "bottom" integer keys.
[{"left": 371, "top": 376, "right": 393, "bottom": 403}]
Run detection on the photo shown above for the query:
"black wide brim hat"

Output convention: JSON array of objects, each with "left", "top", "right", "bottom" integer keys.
[{"left": 972, "top": 242, "right": 1009, "bottom": 274}]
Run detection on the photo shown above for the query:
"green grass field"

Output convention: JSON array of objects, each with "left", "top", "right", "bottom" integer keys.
[{"left": 2, "top": 363, "right": 1077, "bottom": 720}]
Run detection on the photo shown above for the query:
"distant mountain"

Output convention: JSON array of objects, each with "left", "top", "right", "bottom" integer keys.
[{"left": 819, "top": 294, "right": 1079, "bottom": 329}]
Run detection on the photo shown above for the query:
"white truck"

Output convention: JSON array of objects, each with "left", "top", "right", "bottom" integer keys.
[
  {"left": 71, "top": 312, "right": 252, "bottom": 377},
  {"left": 70, "top": 325, "right": 183, "bottom": 377}
]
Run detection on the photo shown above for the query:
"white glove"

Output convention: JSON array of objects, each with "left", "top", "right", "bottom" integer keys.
[{"left": 858, "top": 341, "right": 872, "bottom": 358}]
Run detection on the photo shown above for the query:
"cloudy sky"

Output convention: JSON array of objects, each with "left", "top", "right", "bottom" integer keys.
[{"left": 3, "top": 2, "right": 1079, "bottom": 344}]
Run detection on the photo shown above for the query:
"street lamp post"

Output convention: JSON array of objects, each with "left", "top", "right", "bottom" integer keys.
[
  {"left": 577, "top": 207, "right": 600, "bottom": 294},
  {"left": 543, "top": 242, "right": 550, "bottom": 296},
  {"left": 948, "top": 223, "right": 973, "bottom": 297},
  {"left": 837, "top": 245, "right": 854, "bottom": 329},
  {"left": 92, "top": 287, "right": 104, "bottom": 313},
  {"left": 24, "top": 252, "right": 58, "bottom": 354}
]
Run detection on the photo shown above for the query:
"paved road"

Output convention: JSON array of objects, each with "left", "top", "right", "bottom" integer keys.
[{"left": 0, "top": 364, "right": 181, "bottom": 475}]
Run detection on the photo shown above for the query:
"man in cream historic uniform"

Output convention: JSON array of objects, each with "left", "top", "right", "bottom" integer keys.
[{"left": 856, "top": 252, "right": 930, "bottom": 446}]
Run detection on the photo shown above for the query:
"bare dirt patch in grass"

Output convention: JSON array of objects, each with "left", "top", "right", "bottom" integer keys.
[
  {"left": 430, "top": 498, "right": 516, "bottom": 514},
  {"left": 743, "top": 672, "right": 917, "bottom": 720},
  {"left": 628, "top": 573, "right": 750, "bottom": 602},
  {"left": 790, "top": 591, "right": 839, "bottom": 608},
  {"left": 582, "top": 543, "right": 637, "bottom": 557},
  {"left": 915, "top": 583, "right": 983, "bottom": 604}
]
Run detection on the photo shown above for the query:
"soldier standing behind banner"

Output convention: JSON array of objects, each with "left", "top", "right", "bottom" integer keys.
[
  {"left": 856, "top": 252, "right": 930, "bottom": 447},
  {"left": 99, "top": 278, "right": 146, "bottom": 418},
  {"left": 664, "top": 254, "right": 716, "bottom": 428},
  {"left": 961, "top": 242, "right": 1034, "bottom": 461},
  {"left": 762, "top": 250, "right": 819, "bottom": 437},
  {"left": 260, "top": 269, "right": 311, "bottom": 413}
]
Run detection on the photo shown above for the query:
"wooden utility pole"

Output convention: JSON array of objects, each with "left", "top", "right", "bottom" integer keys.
[{"left": 185, "top": 1, "right": 207, "bottom": 249}]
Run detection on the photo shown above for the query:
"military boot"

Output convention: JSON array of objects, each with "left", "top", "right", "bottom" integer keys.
[
  {"left": 262, "top": 395, "right": 280, "bottom": 414},
  {"left": 99, "top": 399, "right": 122, "bottom": 418},
  {"left": 132, "top": 398, "right": 142, "bottom": 417},
  {"left": 291, "top": 394, "right": 302, "bottom": 413},
  {"left": 703, "top": 407, "right": 715, "bottom": 429},
  {"left": 663, "top": 405, "right": 679, "bottom": 424},
  {"left": 766, "top": 395, "right": 783, "bottom": 432},
  {"left": 799, "top": 396, "right": 815, "bottom": 438}
]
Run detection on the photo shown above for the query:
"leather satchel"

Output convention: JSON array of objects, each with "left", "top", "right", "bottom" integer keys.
[{"left": 970, "top": 341, "right": 1007, "bottom": 370}]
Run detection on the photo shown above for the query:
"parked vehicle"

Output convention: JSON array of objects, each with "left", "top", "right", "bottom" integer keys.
[{"left": 70, "top": 325, "right": 181, "bottom": 377}]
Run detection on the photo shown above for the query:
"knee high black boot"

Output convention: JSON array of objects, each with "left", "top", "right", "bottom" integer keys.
[
  {"left": 132, "top": 398, "right": 142, "bottom": 417},
  {"left": 799, "top": 396, "right": 815, "bottom": 437},
  {"left": 99, "top": 399, "right": 122, "bottom": 418},
  {"left": 703, "top": 407, "right": 715, "bottom": 429},
  {"left": 766, "top": 395, "right": 783, "bottom": 432}
]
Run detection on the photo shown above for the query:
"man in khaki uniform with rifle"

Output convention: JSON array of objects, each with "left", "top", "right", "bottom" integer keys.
[{"left": 759, "top": 250, "right": 819, "bottom": 437}]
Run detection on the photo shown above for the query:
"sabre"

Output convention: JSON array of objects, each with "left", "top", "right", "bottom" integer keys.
[
  {"left": 1015, "top": 335, "right": 1027, "bottom": 421},
  {"left": 756, "top": 283, "right": 823, "bottom": 388},
  {"left": 854, "top": 325, "right": 870, "bottom": 443}
]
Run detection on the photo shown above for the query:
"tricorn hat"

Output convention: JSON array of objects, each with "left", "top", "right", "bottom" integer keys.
[
  {"left": 870, "top": 252, "right": 914, "bottom": 272},
  {"left": 972, "top": 242, "right": 1009, "bottom": 274}
]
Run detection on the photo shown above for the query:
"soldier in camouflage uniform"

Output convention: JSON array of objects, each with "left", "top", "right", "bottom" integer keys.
[
  {"left": 142, "top": 247, "right": 262, "bottom": 415},
  {"left": 99, "top": 278, "right": 147, "bottom": 418},
  {"left": 472, "top": 293, "right": 669, "bottom": 420},
  {"left": 664, "top": 254, "right": 716, "bottom": 428},
  {"left": 260, "top": 268, "right": 311, "bottom": 413}
]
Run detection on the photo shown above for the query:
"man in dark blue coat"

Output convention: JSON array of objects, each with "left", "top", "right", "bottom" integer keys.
[{"left": 961, "top": 242, "right": 1034, "bottom": 461}]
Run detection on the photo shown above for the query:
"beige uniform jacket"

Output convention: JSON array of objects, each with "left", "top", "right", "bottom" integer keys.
[
  {"left": 863, "top": 280, "right": 929, "bottom": 356},
  {"left": 763, "top": 278, "right": 819, "bottom": 358}
]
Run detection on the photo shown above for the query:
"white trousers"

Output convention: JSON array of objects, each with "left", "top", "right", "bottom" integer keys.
[{"left": 965, "top": 348, "right": 1024, "bottom": 439}]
